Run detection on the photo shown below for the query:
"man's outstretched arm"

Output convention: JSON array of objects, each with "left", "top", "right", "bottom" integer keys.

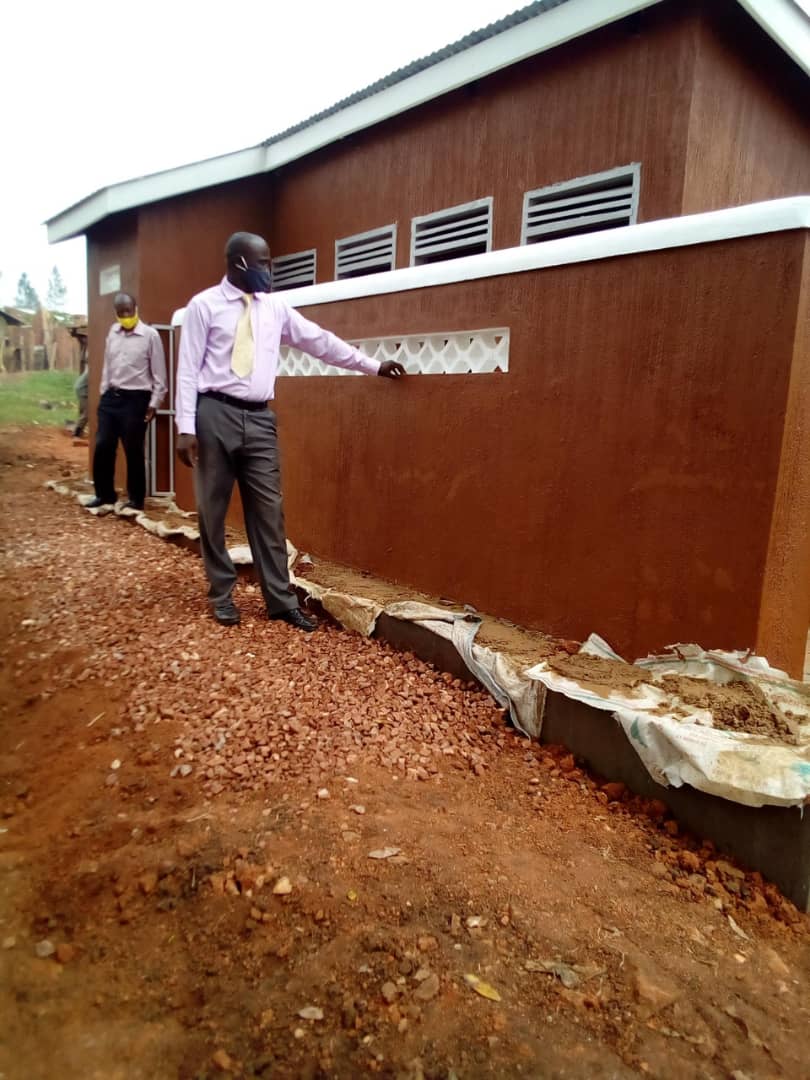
[{"left": 280, "top": 303, "right": 406, "bottom": 379}]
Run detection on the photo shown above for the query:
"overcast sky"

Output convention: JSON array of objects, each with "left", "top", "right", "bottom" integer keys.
[
  {"left": 3, "top": 0, "right": 808, "bottom": 314},
  {"left": 0, "top": 0, "right": 527, "bottom": 314}
]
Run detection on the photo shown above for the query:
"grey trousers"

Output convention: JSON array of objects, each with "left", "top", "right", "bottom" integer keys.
[{"left": 195, "top": 394, "right": 297, "bottom": 615}]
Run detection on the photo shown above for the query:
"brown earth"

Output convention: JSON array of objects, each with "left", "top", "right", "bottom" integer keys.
[
  {"left": 1, "top": 427, "right": 809, "bottom": 1080},
  {"left": 545, "top": 654, "right": 654, "bottom": 697}
]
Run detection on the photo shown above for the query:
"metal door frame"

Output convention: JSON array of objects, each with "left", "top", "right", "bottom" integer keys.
[{"left": 147, "top": 323, "right": 175, "bottom": 498}]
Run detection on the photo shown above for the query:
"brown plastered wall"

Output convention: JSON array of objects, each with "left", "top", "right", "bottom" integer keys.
[
  {"left": 268, "top": 4, "right": 698, "bottom": 277},
  {"left": 272, "top": 230, "right": 805, "bottom": 668},
  {"left": 136, "top": 175, "right": 271, "bottom": 325},
  {"left": 756, "top": 233, "right": 810, "bottom": 675},
  {"left": 682, "top": 0, "right": 810, "bottom": 214}
]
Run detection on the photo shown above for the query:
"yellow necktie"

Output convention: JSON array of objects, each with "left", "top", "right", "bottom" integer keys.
[{"left": 230, "top": 293, "right": 254, "bottom": 378}]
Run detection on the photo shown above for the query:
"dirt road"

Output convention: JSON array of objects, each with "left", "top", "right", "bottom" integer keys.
[{"left": 0, "top": 427, "right": 808, "bottom": 1080}]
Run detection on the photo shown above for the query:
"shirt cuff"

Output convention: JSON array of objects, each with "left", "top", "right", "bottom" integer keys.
[
  {"left": 357, "top": 353, "right": 381, "bottom": 376},
  {"left": 177, "top": 421, "right": 196, "bottom": 436}
]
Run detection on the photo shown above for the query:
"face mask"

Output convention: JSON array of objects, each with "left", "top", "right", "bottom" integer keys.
[
  {"left": 117, "top": 313, "right": 139, "bottom": 331},
  {"left": 236, "top": 256, "right": 272, "bottom": 294}
]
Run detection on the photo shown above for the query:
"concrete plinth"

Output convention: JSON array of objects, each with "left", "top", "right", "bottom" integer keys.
[
  {"left": 543, "top": 691, "right": 810, "bottom": 913},
  {"left": 374, "top": 615, "right": 810, "bottom": 913}
]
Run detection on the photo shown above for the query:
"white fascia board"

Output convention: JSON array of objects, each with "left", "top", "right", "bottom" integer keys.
[
  {"left": 46, "top": 145, "right": 267, "bottom": 243},
  {"left": 262, "top": 0, "right": 661, "bottom": 171},
  {"left": 736, "top": 0, "right": 810, "bottom": 76},
  {"left": 267, "top": 197, "right": 810, "bottom": 311}
]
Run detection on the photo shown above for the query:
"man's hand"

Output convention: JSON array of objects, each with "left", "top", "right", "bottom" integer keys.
[
  {"left": 145, "top": 407, "right": 156, "bottom": 424},
  {"left": 177, "top": 434, "right": 199, "bottom": 467},
  {"left": 378, "top": 360, "right": 406, "bottom": 379}
]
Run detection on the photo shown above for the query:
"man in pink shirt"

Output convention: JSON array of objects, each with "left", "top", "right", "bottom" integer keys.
[
  {"left": 87, "top": 292, "right": 167, "bottom": 510},
  {"left": 176, "top": 232, "right": 405, "bottom": 629}
]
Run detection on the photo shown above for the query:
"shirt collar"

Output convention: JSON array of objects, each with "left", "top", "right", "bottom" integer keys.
[
  {"left": 221, "top": 275, "right": 248, "bottom": 301},
  {"left": 113, "top": 321, "right": 146, "bottom": 335}
]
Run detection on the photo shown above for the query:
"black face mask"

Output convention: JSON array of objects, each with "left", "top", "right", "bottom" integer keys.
[{"left": 235, "top": 256, "right": 272, "bottom": 293}]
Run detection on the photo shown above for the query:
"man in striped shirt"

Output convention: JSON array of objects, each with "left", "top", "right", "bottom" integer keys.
[{"left": 87, "top": 292, "right": 167, "bottom": 510}]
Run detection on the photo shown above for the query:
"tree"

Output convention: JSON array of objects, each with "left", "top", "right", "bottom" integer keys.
[
  {"left": 46, "top": 266, "right": 67, "bottom": 311},
  {"left": 15, "top": 272, "right": 40, "bottom": 310}
]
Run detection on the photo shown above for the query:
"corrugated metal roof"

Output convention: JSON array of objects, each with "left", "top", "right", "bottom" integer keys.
[
  {"left": 262, "top": 0, "right": 572, "bottom": 148},
  {"left": 0, "top": 308, "right": 30, "bottom": 326}
]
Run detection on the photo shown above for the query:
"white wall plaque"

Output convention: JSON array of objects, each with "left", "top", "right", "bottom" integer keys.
[{"left": 99, "top": 265, "right": 121, "bottom": 295}]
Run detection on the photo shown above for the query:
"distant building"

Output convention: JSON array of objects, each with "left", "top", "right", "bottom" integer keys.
[
  {"left": 1, "top": 308, "right": 32, "bottom": 373},
  {"left": 46, "top": 0, "right": 810, "bottom": 673}
]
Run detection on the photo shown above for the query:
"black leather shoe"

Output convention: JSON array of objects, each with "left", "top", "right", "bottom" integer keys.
[
  {"left": 213, "top": 602, "right": 241, "bottom": 626},
  {"left": 270, "top": 608, "right": 317, "bottom": 632},
  {"left": 122, "top": 501, "right": 144, "bottom": 511},
  {"left": 86, "top": 496, "right": 114, "bottom": 508}
]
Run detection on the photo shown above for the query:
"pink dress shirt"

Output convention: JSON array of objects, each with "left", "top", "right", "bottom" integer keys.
[
  {"left": 175, "top": 277, "right": 381, "bottom": 435},
  {"left": 100, "top": 321, "right": 168, "bottom": 411}
]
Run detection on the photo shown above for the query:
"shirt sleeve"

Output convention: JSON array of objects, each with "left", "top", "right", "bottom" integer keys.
[
  {"left": 148, "top": 329, "right": 168, "bottom": 411},
  {"left": 99, "top": 328, "right": 112, "bottom": 395},
  {"left": 175, "top": 299, "right": 209, "bottom": 435},
  {"left": 279, "top": 302, "right": 380, "bottom": 376}
]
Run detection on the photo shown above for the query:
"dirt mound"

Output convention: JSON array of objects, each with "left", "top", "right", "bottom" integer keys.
[
  {"left": 658, "top": 674, "right": 800, "bottom": 743},
  {"left": 546, "top": 652, "right": 654, "bottom": 696}
]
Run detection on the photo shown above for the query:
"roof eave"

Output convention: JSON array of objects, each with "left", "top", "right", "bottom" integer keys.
[
  {"left": 45, "top": 0, "right": 663, "bottom": 242},
  {"left": 263, "top": 0, "right": 661, "bottom": 166},
  {"left": 46, "top": 145, "right": 267, "bottom": 243},
  {"left": 46, "top": 0, "right": 810, "bottom": 244},
  {"left": 737, "top": 0, "right": 810, "bottom": 77}
]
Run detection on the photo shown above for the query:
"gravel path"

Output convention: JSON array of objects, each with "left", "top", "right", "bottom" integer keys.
[{"left": 0, "top": 427, "right": 809, "bottom": 1080}]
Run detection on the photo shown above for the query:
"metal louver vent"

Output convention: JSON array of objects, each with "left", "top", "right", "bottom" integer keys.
[
  {"left": 336, "top": 225, "right": 396, "bottom": 279},
  {"left": 411, "top": 198, "right": 493, "bottom": 266},
  {"left": 522, "top": 165, "right": 640, "bottom": 244},
  {"left": 271, "top": 249, "right": 317, "bottom": 290}
]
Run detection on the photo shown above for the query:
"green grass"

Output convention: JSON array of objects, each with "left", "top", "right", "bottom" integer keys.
[{"left": 0, "top": 371, "right": 79, "bottom": 427}]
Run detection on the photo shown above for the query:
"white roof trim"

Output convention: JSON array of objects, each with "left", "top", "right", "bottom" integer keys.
[
  {"left": 171, "top": 197, "right": 810, "bottom": 324},
  {"left": 46, "top": 146, "right": 266, "bottom": 245},
  {"left": 262, "top": 0, "right": 659, "bottom": 175},
  {"left": 737, "top": 0, "right": 810, "bottom": 77},
  {"left": 49, "top": 0, "right": 809, "bottom": 244}
]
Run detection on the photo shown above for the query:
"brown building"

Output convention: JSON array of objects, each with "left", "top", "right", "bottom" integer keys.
[
  {"left": 46, "top": 0, "right": 810, "bottom": 673},
  {"left": 0, "top": 308, "right": 29, "bottom": 372},
  {"left": 1, "top": 308, "right": 84, "bottom": 373}
]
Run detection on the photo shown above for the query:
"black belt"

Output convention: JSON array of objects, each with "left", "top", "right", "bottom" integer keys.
[
  {"left": 200, "top": 390, "right": 269, "bottom": 412},
  {"left": 105, "top": 387, "right": 149, "bottom": 396}
]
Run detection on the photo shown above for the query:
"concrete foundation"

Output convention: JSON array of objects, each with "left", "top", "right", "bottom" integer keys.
[
  {"left": 374, "top": 614, "right": 810, "bottom": 913},
  {"left": 543, "top": 691, "right": 810, "bottom": 913}
]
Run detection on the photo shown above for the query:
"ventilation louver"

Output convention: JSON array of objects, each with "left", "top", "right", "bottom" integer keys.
[
  {"left": 522, "top": 165, "right": 640, "bottom": 244},
  {"left": 411, "top": 199, "right": 493, "bottom": 266},
  {"left": 336, "top": 225, "right": 396, "bottom": 279},
  {"left": 271, "top": 250, "right": 317, "bottom": 290}
]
